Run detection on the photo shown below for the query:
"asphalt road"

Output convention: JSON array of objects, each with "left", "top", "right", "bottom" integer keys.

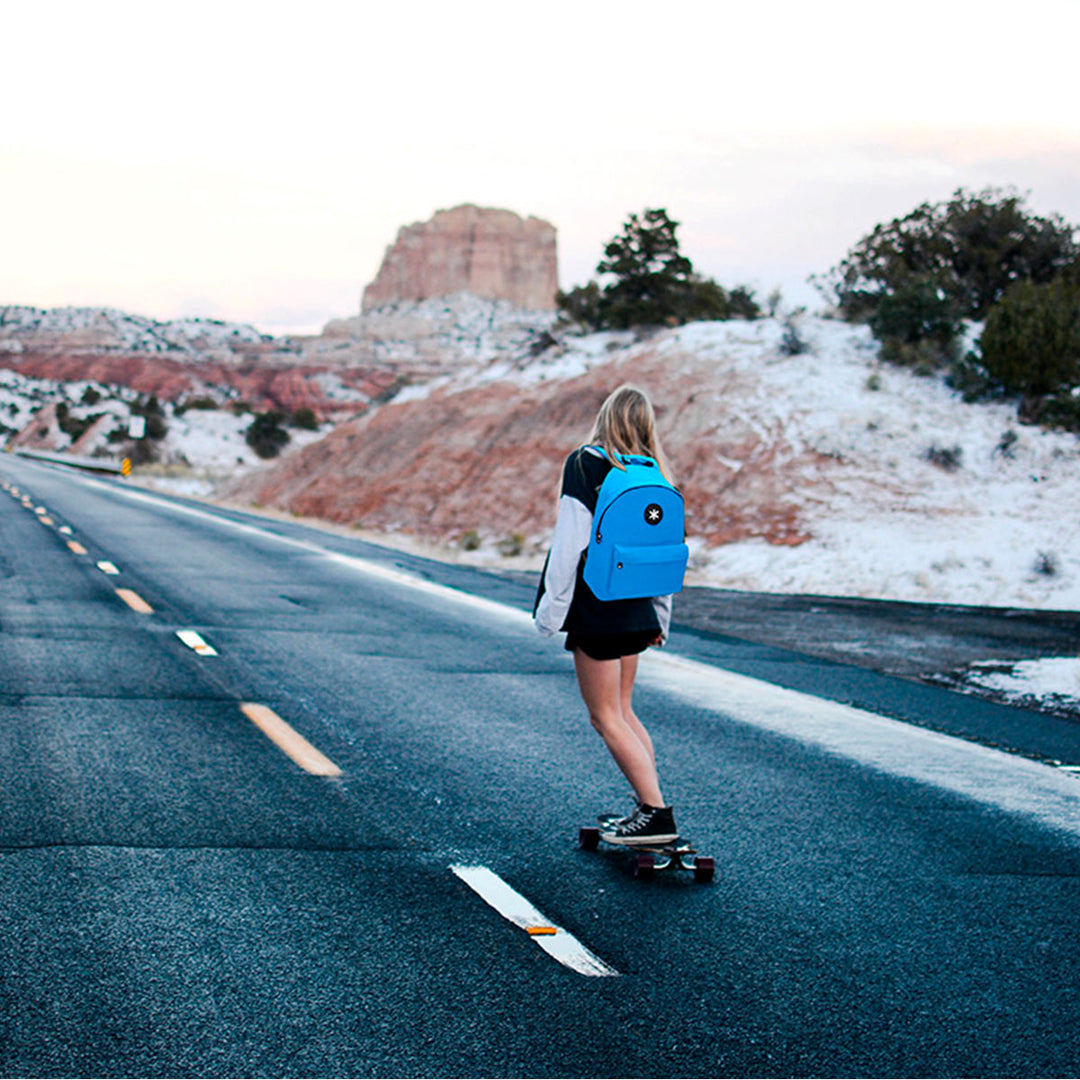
[{"left": 1, "top": 454, "right": 1079, "bottom": 1079}]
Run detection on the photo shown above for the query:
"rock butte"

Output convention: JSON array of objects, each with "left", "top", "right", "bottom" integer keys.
[{"left": 362, "top": 205, "right": 558, "bottom": 312}]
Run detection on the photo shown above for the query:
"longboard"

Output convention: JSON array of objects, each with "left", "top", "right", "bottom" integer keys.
[{"left": 579, "top": 825, "right": 716, "bottom": 882}]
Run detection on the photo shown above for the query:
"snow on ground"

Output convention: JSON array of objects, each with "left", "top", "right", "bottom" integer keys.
[
  {"left": 683, "top": 318, "right": 1078, "bottom": 610},
  {"left": 0, "top": 305, "right": 269, "bottom": 353},
  {"left": 957, "top": 658, "right": 1080, "bottom": 720}
]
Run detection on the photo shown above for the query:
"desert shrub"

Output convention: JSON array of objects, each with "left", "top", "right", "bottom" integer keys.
[
  {"left": 289, "top": 407, "right": 319, "bottom": 430},
  {"left": 1034, "top": 551, "right": 1058, "bottom": 576},
  {"left": 460, "top": 530, "right": 481, "bottom": 551},
  {"left": 245, "top": 411, "right": 290, "bottom": 459},
  {"left": 55, "top": 405, "right": 101, "bottom": 442},
  {"left": 779, "top": 311, "right": 810, "bottom": 356},
  {"left": 556, "top": 282, "right": 603, "bottom": 329},
  {"left": 175, "top": 396, "right": 219, "bottom": 415},
  {"left": 995, "top": 430, "right": 1019, "bottom": 458},
  {"left": 868, "top": 278, "right": 961, "bottom": 355},
  {"left": 926, "top": 444, "right": 963, "bottom": 471},
  {"left": 497, "top": 533, "right": 525, "bottom": 557},
  {"left": 979, "top": 278, "right": 1080, "bottom": 401},
  {"left": 1019, "top": 389, "right": 1080, "bottom": 432},
  {"left": 80, "top": 386, "right": 101, "bottom": 406},
  {"left": 879, "top": 337, "right": 957, "bottom": 376}
]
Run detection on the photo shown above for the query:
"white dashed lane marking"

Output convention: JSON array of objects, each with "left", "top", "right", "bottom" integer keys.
[
  {"left": 451, "top": 865, "right": 619, "bottom": 978},
  {"left": 176, "top": 629, "right": 218, "bottom": 657}
]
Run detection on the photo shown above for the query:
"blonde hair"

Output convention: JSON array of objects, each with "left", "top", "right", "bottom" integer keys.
[{"left": 587, "top": 384, "right": 673, "bottom": 481}]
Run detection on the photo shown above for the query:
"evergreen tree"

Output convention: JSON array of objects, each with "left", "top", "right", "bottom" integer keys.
[
  {"left": 595, "top": 209, "right": 695, "bottom": 329},
  {"left": 557, "top": 208, "right": 759, "bottom": 330}
]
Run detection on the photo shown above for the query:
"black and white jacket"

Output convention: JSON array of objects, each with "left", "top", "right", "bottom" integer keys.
[{"left": 534, "top": 446, "right": 673, "bottom": 642}]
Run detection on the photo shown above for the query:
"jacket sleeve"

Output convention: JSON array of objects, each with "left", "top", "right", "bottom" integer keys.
[
  {"left": 534, "top": 494, "right": 593, "bottom": 636},
  {"left": 652, "top": 593, "right": 673, "bottom": 645}
]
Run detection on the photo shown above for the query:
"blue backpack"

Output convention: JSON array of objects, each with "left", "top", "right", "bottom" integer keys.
[{"left": 583, "top": 448, "right": 689, "bottom": 601}]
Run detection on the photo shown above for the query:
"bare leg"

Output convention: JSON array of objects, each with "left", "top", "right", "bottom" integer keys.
[
  {"left": 618, "top": 653, "right": 656, "bottom": 771},
  {"left": 574, "top": 648, "right": 664, "bottom": 807}
]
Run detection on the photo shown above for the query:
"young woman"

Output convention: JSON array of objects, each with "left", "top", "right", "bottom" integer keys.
[{"left": 534, "top": 384, "right": 678, "bottom": 845}]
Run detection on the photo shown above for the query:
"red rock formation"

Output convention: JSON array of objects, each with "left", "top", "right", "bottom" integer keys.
[
  {"left": 362, "top": 205, "right": 558, "bottom": 312},
  {"left": 4, "top": 351, "right": 399, "bottom": 422},
  {"left": 222, "top": 341, "right": 833, "bottom": 549}
]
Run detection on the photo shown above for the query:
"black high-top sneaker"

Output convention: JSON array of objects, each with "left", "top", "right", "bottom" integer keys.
[
  {"left": 598, "top": 799, "right": 643, "bottom": 829},
  {"left": 600, "top": 804, "right": 678, "bottom": 846}
]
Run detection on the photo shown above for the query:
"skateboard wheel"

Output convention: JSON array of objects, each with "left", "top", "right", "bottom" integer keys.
[
  {"left": 579, "top": 826, "right": 600, "bottom": 851},
  {"left": 693, "top": 856, "right": 716, "bottom": 883},
  {"left": 633, "top": 853, "right": 655, "bottom": 880}
]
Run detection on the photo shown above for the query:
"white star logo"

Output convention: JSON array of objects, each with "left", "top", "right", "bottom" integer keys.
[{"left": 645, "top": 504, "right": 663, "bottom": 525}]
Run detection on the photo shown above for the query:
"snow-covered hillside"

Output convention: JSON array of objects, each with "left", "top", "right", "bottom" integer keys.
[
  {"left": 0, "top": 305, "right": 272, "bottom": 354},
  {"left": 353, "top": 314, "right": 1080, "bottom": 613}
]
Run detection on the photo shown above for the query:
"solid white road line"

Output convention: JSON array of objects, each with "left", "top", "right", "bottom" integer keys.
[
  {"left": 638, "top": 651, "right": 1080, "bottom": 839},
  {"left": 450, "top": 865, "right": 619, "bottom": 978},
  {"left": 77, "top": 476, "right": 1080, "bottom": 837}
]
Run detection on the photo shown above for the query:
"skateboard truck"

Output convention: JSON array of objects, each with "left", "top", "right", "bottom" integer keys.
[{"left": 578, "top": 826, "right": 716, "bottom": 883}]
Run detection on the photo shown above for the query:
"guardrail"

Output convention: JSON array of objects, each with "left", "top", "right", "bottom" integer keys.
[{"left": 5, "top": 446, "right": 132, "bottom": 476}]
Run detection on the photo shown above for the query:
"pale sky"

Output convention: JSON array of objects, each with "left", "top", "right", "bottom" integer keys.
[{"left": 3, "top": 0, "right": 1079, "bottom": 334}]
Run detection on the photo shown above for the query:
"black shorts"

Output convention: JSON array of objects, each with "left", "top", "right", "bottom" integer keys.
[{"left": 565, "top": 630, "right": 657, "bottom": 661}]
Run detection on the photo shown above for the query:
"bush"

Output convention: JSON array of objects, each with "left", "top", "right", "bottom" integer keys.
[
  {"left": 822, "top": 187, "right": 1080, "bottom": 325},
  {"left": 868, "top": 278, "right": 960, "bottom": 352},
  {"left": 245, "top": 411, "right": 291, "bottom": 459},
  {"left": 926, "top": 444, "right": 963, "bottom": 471},
  {"left": 497, "top": 533, "right": 525, "bottom": 557},
  {"left": 780, "top": 314, "right": 810, "bottom": 356},
  {"left": 1019, "top": 389, "right": 1080, "bottom": 432},
  {"left": 979, "top": 278, "right": 1080, "bottom": 400},
  {"left": 289, "top": 407, "right": 319, "bottom": 430},
  {"left": 175, "top": 396, "right": 219, "bottom": 415}
]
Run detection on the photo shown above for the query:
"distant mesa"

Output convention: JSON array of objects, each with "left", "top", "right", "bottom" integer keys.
[{"left": 362, "top": 204, "right": 558, "bottom": 313}]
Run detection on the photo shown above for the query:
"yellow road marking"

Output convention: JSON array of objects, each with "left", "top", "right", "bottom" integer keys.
[
  {"left": 39, "top": 516, "right": 54, "bottom": 526},
  {"left": 115, "top": 588, "right": 153, "bottom": 614},
  {"left": 239, "top": 703, "right": 342, "bottom": 777},
  {"left": 67, "top": 540, "right": 88, "bottom": 555}
]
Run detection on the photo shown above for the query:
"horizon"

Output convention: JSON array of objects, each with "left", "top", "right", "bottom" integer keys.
[{"left": 3, "top": 0, "right": 1079, "bottom": 336}]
